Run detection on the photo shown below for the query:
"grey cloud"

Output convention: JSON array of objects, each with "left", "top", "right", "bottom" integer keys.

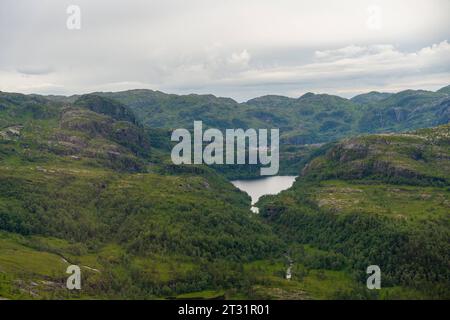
[
  {"left": 16, "top": 66, "right": 53, "bottom": 75},
  {"left": 0, "top": 0, "right": 449, "bottom": 101}
]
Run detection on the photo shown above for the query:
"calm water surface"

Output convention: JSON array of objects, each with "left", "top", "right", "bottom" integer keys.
[{"left": 231, "top": 176, "right": 297, "bottom": 213}]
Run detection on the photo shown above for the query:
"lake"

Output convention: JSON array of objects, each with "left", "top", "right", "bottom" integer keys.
[{"left": 231, "top": 176, "right": 297, "bottom": 213}]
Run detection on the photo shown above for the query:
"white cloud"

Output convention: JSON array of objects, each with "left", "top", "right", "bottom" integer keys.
[
  {"left": 155, "top": 41, "right": 450, "bottom": 96},
  {"left": 315, "top": 45, "right": 367, "bottom": 61},
  {"left": 228, "top": 50, "right": 251, "bottom": 68}
]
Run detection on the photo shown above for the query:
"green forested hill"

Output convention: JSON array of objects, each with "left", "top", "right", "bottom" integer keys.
[
  {"left": 89, "top": 86, "right": 450, "bottom": 145},
  {"left": 0, "top": 92, "right": 283, "bottom": 299},
  {"left": 100, "top": 86, "right": 449, "bottom": 178},
  {"left": 258, "top": 124, "right": 450, "bottom": 299},
  {"left": 356, "top": 90, "right": 450, "bottom": 132}
]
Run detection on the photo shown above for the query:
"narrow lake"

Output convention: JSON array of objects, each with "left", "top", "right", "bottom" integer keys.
[{"left": 231, "top": 176, "right": 297, "bottom": 213}]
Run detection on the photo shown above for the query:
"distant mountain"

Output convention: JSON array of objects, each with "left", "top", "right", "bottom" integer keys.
[
  {"left": 357, "top": 89, "right": 450, "bottom": 132},
  {"left": 437, "top": 84, "right": 450, "bottom": 94},
  {"left": 92, "top": 86, "right": 450, "bottom": 146},
  {"left": 95, "top": 89, "right": 249, "bottom": 130},
  {"left": 94, "top": 87, "right": 450, "bottom": 179},
  {"left": 246, "top": 95, "right": 296, "bottom": 108},
  {"left": 351, "top": 91, "right": 393, "bottom": 104}
]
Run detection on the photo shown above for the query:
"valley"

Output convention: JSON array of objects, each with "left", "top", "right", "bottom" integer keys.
[{"left": 0, "top": 86, "right": 449, "bottom": 299}]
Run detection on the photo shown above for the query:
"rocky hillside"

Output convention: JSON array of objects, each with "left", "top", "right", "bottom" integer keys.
[{"left": 302, "top": 124, "right": 450, "bottom": 185}]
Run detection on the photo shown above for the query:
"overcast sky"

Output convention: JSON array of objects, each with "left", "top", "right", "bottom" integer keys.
[{"left": 1, "top": 0, "right": 449, "bottom": 101}]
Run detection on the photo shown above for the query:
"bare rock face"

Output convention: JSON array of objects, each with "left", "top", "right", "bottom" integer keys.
[
  {"left": 60, "top": 107, "right": 113, "bottom": 136},
  {"left": 52, "top": 134, "right": 88, "bottom": 155},
  {"left": 74, "top": 94, "right": 137, "bottom": 124},
  {"left": 0, "top": 125, "right": 24, "bottom": 140}
]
